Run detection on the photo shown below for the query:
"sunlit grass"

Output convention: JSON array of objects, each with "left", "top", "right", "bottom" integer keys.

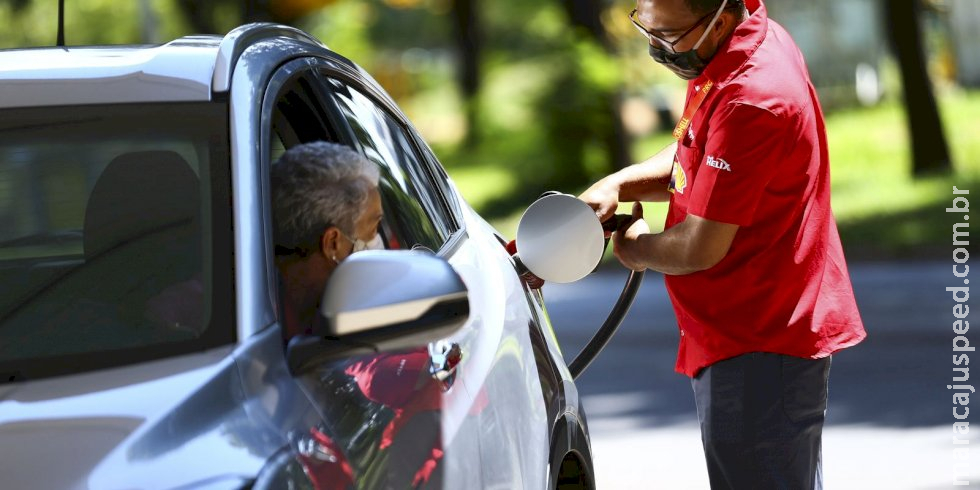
[
  {"left": 446, "top": 90, "right": 980, "bottom": 257},
  {"left": 826, "top": 90, "right": 980, "bottom": 222},
  {"left": 822, "top": 90, "right": 980, "bottom": 256},
  {"left": 447, "top": 165, "right": 519, "bottom": 211}
]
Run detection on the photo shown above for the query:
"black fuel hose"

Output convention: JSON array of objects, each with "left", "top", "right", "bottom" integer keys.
[{"left": 568, "top": 268, "right": 645, "bottom": 379}]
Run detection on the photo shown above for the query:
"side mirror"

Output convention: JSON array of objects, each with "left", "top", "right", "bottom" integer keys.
[{"left": 287, "top": 250, "right": 470, "bottom": 375}]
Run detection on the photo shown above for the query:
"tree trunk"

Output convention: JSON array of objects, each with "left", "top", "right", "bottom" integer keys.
[
  {"left": 244, "top": 0, "right": 271, "bottom": 23},
  {"left": 557, "top": 0, "right": 631, "bottom": 171},
  {"left": 450, "top": 0, "right": 482, "bottom": 148},
  {"left": 174, "top": 0, "right": 278, "bottom": 36},
  {"left": 883, "top": 0, "right": 952, "bottom": 177},
  {"left": 558, "top": 0, "right": 612, "bottom": 50},
  {"left": 138, "top": 0, "right": 158, "bottom": 44},
  {"left": 175, "top": 0, "right": 218, "bottom": 34}
]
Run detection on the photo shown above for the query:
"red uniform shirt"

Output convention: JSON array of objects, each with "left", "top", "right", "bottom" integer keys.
[{"left": 664, "top": 0, "right": 866, "bottom": 377}]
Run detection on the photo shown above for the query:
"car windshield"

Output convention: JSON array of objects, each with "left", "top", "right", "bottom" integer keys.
[{"left": 0, "top": 102, "right": 234, "bottom": 381}]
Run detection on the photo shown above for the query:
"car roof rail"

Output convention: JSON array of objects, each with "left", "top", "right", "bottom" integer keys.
[{"left": 211, "top": 22, "right": 326, "bottom": 93}]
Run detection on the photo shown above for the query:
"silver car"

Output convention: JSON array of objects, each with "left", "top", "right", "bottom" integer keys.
[{"left": 0, "top": 24, "right": 594, "bottom": 490}]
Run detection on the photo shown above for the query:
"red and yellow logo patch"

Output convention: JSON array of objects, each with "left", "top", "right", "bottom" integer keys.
[{"left": 669, "top": 159, "right": 687, "bottom": 194}]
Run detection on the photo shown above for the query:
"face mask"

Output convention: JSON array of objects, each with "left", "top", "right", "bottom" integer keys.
[
  {"left": 352, "top": 233, "right": 384, "bottom": 253},
  {"left": 343, "top": 231, "right": 384, "bottom": 255},
  {"left": 648, "top": 0, "right": 728, "bottom": 80},
  {"left": 333, "top": 231, "right": 385, "bottom": 264}
]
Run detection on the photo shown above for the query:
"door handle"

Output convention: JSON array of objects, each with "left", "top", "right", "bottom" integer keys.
[{"left": 428, "top": 341, "right": 462, "bottom": 390}]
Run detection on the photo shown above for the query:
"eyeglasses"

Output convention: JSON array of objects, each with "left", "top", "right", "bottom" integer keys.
[{"left": 629, "top": 5, "right": 726, "bottom": 53}]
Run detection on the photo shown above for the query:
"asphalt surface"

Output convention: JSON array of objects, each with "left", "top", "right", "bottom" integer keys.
[{"left": 544, "top": 261, "right": 979, "bottom": 489}]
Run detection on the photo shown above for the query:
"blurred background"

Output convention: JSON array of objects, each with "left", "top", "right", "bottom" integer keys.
[
  {"left": 2, "top": 0, "right": 976, "bottom": 487},
  {"left": 0, "top": 0, "right": 976, "bottom": 259}
]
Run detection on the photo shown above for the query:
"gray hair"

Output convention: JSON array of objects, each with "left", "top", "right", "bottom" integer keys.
[{"left": 271, "top": 141, "right": 380, "bottom": 257}]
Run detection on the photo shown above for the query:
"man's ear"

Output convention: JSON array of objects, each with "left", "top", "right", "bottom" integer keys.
[
  {"left": 320, "top": 226, "right": 345, "bottom": 261},
  {"left": 713, "top": 8, "right": 742, "bottom": 40}
]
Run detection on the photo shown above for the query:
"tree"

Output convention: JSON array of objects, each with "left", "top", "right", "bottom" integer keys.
[
  {"left": 883, "top": 0, "right": 952, "bottom": 177},
  {"left": 174, "top": 0, "right": 224, "bottom": 34},
  {"left": 556, "top": 0, "right": 631, "bottom": 172},
  {"left": 173, "top": 0, "right": 339, "bottom": 36},
  {"left": 449, "top": 0, "right": 483, "bottom": 148},
  {"left": 558, "top": 0, "right": 612, "bottom": 50}
]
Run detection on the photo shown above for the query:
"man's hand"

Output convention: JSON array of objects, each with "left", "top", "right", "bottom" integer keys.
[
  {"left": 578, "top": 142, "right": 679, "bottom": 222},
  {"left": 612, "top": 202, "right": 651, "bottom": 271},
  {"left": 578, "top": 181, "right": 620, "bottom": 223}
]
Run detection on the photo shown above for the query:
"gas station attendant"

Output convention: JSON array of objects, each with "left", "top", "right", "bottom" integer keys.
[{"left": 578, "top": 0, "right": 867, "bottom": 488}]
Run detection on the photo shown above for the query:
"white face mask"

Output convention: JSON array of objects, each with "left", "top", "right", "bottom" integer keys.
[
  {"left": 341, "top": 230, "right": 384, "bottom": 255},
  {"left": 352, "top": 233, "right": 384, "bottom": 253}
]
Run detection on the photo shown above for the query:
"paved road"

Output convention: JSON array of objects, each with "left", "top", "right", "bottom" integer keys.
[{"left": 543, "top": 261, "right": 979, "bottom": 489}]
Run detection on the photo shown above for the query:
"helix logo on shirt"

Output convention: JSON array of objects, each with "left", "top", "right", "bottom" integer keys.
[
  {"left": 669, "top": 158, "right": 687, "bottom": 194},
  {"left": 706, "top": 155, "right": 731, "bottom": 172}
]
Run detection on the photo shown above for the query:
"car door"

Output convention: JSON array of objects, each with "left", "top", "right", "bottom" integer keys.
[
  {"left": 255, "top": 57, "right": 481, "bottom": 488},
  {"left": 312, "top": 71, "right": 488, "bottom": 489},
  {"left": 315, "top": 70, "right": 553, "bottom": 489}
]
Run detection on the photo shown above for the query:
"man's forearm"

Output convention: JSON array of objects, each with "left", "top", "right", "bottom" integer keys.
[
  {"left": 634, "top": 228, "right": 705, "bottom": 275},
  {"left": 628, "top": 214, "right": 739, "bottom": 276},
  {"left": 600, "top": 142, "right": 677, "bottom": 203}
]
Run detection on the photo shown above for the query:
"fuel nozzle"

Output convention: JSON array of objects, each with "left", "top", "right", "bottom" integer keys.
[
  {"left": 506, "top": 192, "right": 644, "bottom": 380},
  {"left": 601, "top": 214, "right": 634, "bottom": 237},
  {"left": 505, "top": 238, "right": 546, "bottom": 289}
]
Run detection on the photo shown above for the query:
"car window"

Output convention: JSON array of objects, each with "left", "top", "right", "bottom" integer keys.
[
  {"left": 326, "top": 80, "right": 452, "bottom": 252},
  {"left": 409, "top": 130, "right": 464, "bottom": 227},
  {"left": 268, "top": 71, "right": 339, "bottom": 161},
  {"left": 0, "top": 103, "right": 234, "bottom": 380}
]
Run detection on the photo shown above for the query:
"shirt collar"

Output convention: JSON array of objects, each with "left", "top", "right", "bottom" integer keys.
[{"left": 698, "top": 0, "right": 768, "bottom": 86}]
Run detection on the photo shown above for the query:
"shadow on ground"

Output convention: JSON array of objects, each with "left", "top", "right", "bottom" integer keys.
[
  {"left": 837, "top": 177, "right": 978, "bottom": 260},
  {"left": 546, "top": 261, "right": 959, "bottom": 429}
]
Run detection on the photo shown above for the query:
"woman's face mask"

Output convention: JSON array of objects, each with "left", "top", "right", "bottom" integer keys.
[
  {"left": 331, "top": 230, "right": 384, "bottom": 264},
  {"left": 349, "top": 233, "right": 384, "bottom": 254},
  {"left": 327, "top": 228, "right": 385, "bottom": 265}
]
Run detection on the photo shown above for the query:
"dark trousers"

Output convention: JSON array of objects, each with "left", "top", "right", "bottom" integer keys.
[{"left": 691, "top": 352, "right": 831, "bottom": 490}]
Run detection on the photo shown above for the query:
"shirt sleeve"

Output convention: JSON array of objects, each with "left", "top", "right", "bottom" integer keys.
[{"left": 686, "top": 102, "right": 787, "bottom": 226}]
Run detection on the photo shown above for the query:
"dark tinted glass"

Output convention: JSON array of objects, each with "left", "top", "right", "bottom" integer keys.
[
  {"left": 409, "top": 131, "right": 462, "bottom": 228},
  {"left": 327, "top": 81, "right": 450, "bottom": 252},
  {"left": 268, "top": 71, "right": 340, "bottom": 162},
  {"left": 0, "top": 103, "right": 233, "bottom": 380}
]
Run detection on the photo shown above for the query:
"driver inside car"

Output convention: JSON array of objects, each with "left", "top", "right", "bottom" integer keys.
[
  {"left": 271, "top": 141, "right": 384, "bottom": 340},
  {"left": 272, "top": 141, "right": 449, "bottom": 488}
]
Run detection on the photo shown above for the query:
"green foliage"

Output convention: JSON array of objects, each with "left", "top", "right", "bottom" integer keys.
[
  {"left": 0, "top": 0, "right": 141, "bottom": 47},
  {"left": 367, "top": 2, "right": 450, "bottom": 50},
  {"left": 306, "top": 1, "right": 375, "bottom": 66},
  {"left": 0, "top": 0, "right": 969, "bottom": 260},
  {"left": 534, "top": 38, "right": 623, "bottom": 189},
  {"left": 828, "top": 89, "right": 980, "bottom": 258},
  {"left": 452, "top": 90, "right": 980, "bottom": 258},
  {"left": 153, "top": 0, "right": 194, "bottom": 41},
  {"left": 482, "top": 0, "right": 564, "bottom": 55}
]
